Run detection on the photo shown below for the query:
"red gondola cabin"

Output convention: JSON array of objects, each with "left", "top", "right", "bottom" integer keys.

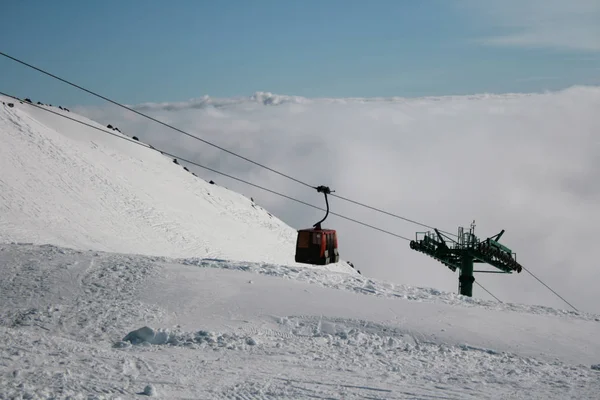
[
  {"left": 294, "top": 185, "right": 340, "bottom": 265},
  {"left": 295, "top": 227, "right": 339, "bottom": 265}
]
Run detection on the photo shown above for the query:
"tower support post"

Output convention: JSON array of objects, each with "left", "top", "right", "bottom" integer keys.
[{"left": 458, "top": 256, "right": 475, "bottom": 297}]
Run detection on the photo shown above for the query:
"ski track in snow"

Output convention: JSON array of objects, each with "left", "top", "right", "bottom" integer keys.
[{"left": 1, "top": 243, "right": 599, "bottom": 399}]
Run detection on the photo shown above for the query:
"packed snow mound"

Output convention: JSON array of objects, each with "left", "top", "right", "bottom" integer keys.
[
  {"left": 0, "top": 97, "right": 351, "bottom": 272},
  {"left": 119, "top": 325, "right": 260, "bottom": 349}
]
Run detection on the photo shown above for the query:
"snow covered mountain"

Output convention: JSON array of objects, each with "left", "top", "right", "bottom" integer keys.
[
  {"left": 1, "top": 96, "right": 599, "bottom": 399},
  {"left": 0, "top": 95, "right": 351, "bottom": 272}
]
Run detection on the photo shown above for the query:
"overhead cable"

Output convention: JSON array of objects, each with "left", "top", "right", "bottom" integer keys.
[
  {"left": 0, "top": 51, "right": 456, "bottom": 237},
  {"left": 475, "top": 281, "right": 502, "bottom": 302},
  {"left": 0, "top": 91, "right": 412, "bottom": 243}
]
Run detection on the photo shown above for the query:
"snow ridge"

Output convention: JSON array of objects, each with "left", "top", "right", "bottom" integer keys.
[{"left": 180, "top": 257, "right": 600, "bottom": 321}]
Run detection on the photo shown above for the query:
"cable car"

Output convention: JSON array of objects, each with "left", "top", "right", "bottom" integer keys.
[{"left": 295, "top": 185, "right": 339, "bottom": 265}]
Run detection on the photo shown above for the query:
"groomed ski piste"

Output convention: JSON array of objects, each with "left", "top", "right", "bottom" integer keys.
[{"left": 1, "top": 95, "right": 600, "bottom": 399}]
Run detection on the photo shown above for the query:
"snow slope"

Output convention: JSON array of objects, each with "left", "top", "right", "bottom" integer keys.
[
  {"left": 1, "top": 97, "right": 600, "bottom": 399},
  {"left": 1, "top": 243, "right": 599, "bottom": 399},
  {"left": 0, "top": 96, "right": 350, "bottom": 272}
]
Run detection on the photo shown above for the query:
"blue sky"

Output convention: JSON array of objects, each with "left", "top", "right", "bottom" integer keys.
[{"left": 1, "top": 0, "right": 599, "bottom": 106}]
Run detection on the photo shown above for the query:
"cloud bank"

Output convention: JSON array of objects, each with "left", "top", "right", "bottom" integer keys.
[{"left": 75, "top": 86, "right": 600, "bottom": 314}]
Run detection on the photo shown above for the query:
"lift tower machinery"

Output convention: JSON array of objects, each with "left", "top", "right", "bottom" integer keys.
[{"left": 409, "top": 221, "right": 523, "bottom": 297}]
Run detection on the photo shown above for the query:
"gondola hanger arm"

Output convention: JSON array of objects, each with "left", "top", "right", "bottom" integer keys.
[{"left": 313, "top": 185, "right": 334, "bottom": 229}]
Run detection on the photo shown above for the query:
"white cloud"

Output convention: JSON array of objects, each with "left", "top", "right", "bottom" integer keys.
[
  {"left": 74, "top": 86, "right": 600, "bottom": 314},
  {"left": 463, "top": 0, "right": 600, "bottom": 52}
]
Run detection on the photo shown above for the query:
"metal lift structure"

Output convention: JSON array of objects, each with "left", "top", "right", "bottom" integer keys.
[{"left": 409, "top": 221, "right": 523, "bottom": 297}]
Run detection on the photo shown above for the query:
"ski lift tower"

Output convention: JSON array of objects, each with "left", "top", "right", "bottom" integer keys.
[{"left": 409, "top": 221, "right": 523, "bottom": 297}]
